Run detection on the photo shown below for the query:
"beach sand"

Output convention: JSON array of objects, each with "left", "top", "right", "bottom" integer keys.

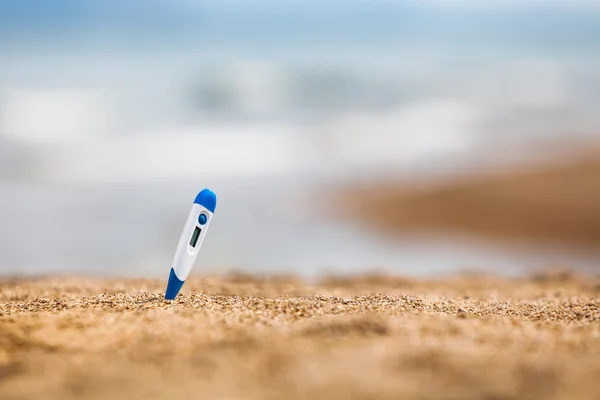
[
  {"left": 337, "top": 148, "right": 600, "bottom": 251},
  {"left": 1, "top": 271, "right": 599, "bottom": 400}
]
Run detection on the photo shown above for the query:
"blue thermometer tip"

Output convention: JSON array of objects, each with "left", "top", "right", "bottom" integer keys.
[
  {"left": 165, "top": 268, "right": 185, "bottom": 300},
  {"left": 194, "top": 188, "right": 217, "bottom": 213}
]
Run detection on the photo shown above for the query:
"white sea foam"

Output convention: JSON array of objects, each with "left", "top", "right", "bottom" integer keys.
[
  {"left": 324, "top": 99, "right": 480, "bottom": 168},
  {"left": 12, "top": 98, "right": 483, "bottom": 184},
  {"left": 28, "top": 127, "right": 307, "bottom": 183},
  {"left": 0, "top": 89, "right": 112, "bottom": 143}
]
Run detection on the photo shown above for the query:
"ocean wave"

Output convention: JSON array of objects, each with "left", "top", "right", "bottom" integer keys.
[
  {"left": 185, "top": 61, "right": 416, "bottom": 121},
  {"left": 2, "top": 56, "right": 600, "bottom": 184}
]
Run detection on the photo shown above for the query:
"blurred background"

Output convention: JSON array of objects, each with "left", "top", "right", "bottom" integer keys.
[{"left": 1, "top": 0, "right": 600, "bottom": 279}]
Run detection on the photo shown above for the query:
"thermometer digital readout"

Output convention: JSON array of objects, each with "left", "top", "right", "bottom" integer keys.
[{"left": 165, "top": 188, "right": 217, "bottom": 300}]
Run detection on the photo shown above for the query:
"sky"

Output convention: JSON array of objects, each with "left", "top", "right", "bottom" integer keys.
[{"left": 2, "top": 0, "right": 600, "bottom": 48}]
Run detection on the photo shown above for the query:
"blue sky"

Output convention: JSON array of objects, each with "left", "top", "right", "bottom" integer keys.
[{"left": 1, "top": 0, "right": 600, "bottom": 50}]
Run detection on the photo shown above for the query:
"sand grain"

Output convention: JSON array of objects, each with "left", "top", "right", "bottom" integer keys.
[{"left": 1, "top": 272, "right": 599, "bottom": 399}]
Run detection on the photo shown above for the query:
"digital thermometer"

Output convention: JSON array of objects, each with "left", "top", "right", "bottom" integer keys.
[{"left": 165, "top": 188, "right": 217, "bottom": 300}]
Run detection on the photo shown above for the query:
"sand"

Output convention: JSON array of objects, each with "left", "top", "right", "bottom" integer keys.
[
  {"left": 337, "top": 148, "right": 600, "bottom": 251},
  {"left": 1, "top": 271, "right": 599, "bottom": 400}
]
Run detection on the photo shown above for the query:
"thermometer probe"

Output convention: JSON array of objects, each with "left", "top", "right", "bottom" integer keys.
[{"left": 165, "top": 188, "right": 217, "bottom": 300}]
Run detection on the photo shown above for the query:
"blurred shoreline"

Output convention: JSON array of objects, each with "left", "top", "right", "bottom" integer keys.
[{"left": 338, "top": 143, "right": 600, "bottom": 255}]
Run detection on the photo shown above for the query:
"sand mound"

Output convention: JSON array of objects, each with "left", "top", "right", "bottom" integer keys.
[
  {"left": 1, "top": 273, "right": 599, "bottom": 399},
  {"left": 338, "top": 149, "right": 600, "bottom": 250}
]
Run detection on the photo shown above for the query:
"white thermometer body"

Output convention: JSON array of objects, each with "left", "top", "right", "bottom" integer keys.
[{"left": 165, "top": 188, "right": 216, "bottom": 300}]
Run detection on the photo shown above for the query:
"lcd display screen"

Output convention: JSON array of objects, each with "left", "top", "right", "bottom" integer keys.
[{"left": 189, "top": 226, "right": 201, "bottom": 248}]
